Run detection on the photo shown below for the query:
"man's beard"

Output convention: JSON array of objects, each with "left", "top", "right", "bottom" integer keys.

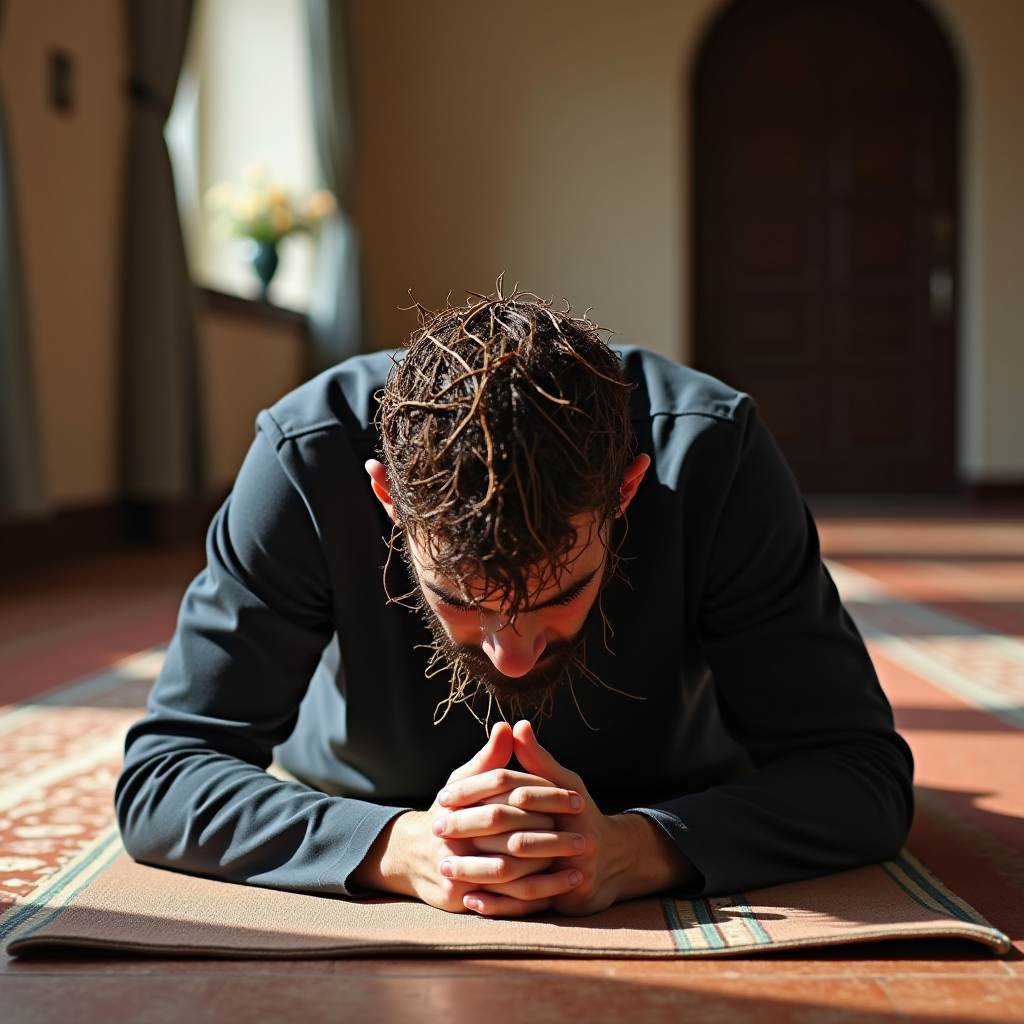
[{"left": 417, "top": 595, "right": 589, "bottom": 727}]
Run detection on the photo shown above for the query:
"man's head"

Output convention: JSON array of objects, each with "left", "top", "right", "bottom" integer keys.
[{"left": 367, "top": 286, "right": 649, "bottom": 722}]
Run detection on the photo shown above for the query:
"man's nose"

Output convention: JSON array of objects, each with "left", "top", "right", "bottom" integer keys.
[{"left": 480, "top": 616, "right": 546, "bottom": 678}]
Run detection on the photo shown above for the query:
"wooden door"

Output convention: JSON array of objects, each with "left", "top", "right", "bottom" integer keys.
[{"left": 694, "top": 0, "right": 958, "bottom": 493}]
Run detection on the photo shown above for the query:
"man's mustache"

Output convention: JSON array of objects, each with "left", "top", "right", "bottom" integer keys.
[
  {"left": 439, "top": 632, "right": 580, "bottom": 702},
  {"left": 417, "top": 593, "right": 585, "bottom": 719}
]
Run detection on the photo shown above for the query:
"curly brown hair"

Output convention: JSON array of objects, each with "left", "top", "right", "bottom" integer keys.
[{"left": 378, "top": 282, "right": 635, "bottom": 624}]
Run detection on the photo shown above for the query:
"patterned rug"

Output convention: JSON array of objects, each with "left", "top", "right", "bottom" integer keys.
[{"left": 0, "top": 650, "right": 160, "bottom": 924}]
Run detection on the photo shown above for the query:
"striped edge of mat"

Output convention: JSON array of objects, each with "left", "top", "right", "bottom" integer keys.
[
  {"left": 3, "top": 832, "right": 1011, "bottom": 959},
  {"left": 660, "top": 851, "right": 1010, "bottom": 955},
  {"left": 0, "top": 823, "right": 123, "bottom": 948}
]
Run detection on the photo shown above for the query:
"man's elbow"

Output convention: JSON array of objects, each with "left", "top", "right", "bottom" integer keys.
[{"left": 861, "top": 742, "right": 915, "bottom": 862}]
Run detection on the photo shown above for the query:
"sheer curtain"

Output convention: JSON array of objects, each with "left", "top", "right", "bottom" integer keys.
[
  {"left": 0, "top": 0, "right": 47, "bottom": 515},
  {"left": 306, "top": 0, "right": 366, "bottom": 371},
  {"left": 120, "top": 0, "right": 205, "bottom": 499}
]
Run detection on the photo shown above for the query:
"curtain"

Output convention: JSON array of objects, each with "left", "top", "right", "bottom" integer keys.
[
  {"left": 121, "top": 0, "right": 204, "bottom": 499},
  {"left": 306, "top": 0, "right": 366, "bottom": 371},
  {"left": 0, "top": 0, "right": 47, "bottom": 515}
]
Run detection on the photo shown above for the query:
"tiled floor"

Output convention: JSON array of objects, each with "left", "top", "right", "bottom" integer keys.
[{"left": 2, "top": 520, "right": 1024, "bottom": 1023}]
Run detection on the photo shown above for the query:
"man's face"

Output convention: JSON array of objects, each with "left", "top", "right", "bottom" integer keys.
[
  {"left": 405, "top": 515, "right": 608, "bottom": 709},
  {"left": 365, "top": 453, "right": 650, "bottom": 716}
]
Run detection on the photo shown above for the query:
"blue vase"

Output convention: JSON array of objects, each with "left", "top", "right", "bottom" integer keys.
[{"left": 251, "top": 242, "right": 279, "bottom": 298}]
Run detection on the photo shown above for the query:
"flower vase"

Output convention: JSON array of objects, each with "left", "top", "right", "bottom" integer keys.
[{"left": 251, "top": 242, "right": 279, "bottom": 298}]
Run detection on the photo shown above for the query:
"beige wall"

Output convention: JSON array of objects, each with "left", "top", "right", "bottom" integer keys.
[
  {"left": 0, "top": 0, "right": 127, "bottom": 505},
  {"left": 201, "top": 311, "right": 305, "bottom": 490},
  {"left": 356, "top": 0, "right": 1024, "bottom": 482},
  {"left": 927, "top": 0, "right": 1024, "bottom": 480},
  {"left": 354, "top": 0, "right": 721, "bottom": 362}
]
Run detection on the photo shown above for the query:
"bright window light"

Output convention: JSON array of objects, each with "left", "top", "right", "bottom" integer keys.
[{"left": 166, "top": 0, "right": 319, "bottom": 312}]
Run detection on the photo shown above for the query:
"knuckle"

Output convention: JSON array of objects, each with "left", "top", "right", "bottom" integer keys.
[
  {"left": 508, "top": 832, "right": 527, "bottom": 855},
  {"left": 492, "top": 769, "right": 513, "bottom": 789}
]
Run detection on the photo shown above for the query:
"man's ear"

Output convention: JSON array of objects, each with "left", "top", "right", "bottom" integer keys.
[
  {"left": 365, "top": 459, "right": 397, "bottom": 522},
  {"left": 618, "top": 453, "right": 651, "bottom": 515}
]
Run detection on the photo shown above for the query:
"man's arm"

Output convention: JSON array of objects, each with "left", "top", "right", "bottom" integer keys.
[
  {"left": 116, "top": 430, "right": 408, "bottom": 896},
  {"left": 631, "top": 409, "right": 914, "bottom": 895}
]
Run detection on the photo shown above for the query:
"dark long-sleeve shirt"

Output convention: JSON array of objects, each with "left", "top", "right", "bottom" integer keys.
[{"left": 115, "top": 346, "right": 914, "bottom": 898}]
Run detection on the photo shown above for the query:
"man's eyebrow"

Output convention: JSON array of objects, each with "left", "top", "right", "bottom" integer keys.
[{"left": 424, "top": 566, "right": 601, "bottom": 613}]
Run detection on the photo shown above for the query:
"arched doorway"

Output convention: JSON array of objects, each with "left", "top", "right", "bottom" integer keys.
[{"left": 693, "top": 0, "right": 959, "bottom": 493}]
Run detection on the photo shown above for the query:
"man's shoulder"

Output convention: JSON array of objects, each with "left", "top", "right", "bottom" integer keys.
[
  {"left": 616, "top": 347, "right": 750, "bottom": 426},
  {"left": 257, "top": 350, "right": 399, "bottom": 448}
]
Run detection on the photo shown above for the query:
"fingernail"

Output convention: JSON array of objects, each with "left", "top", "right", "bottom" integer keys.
[
  {"left": 569, "top": 793, "right": 582, "bottom": 810},
  {"left": 465, "top": 897, "right": 483, "bottom": 910},
  {"left": 439, "top": 860, "right": 453, "bottom": 877},
  {"left": 438, "top": 789, "right": 452, "bottom": 807},
  {"left": 572, "top": 834, "right": 585, "bottom": 852},
  {"left": 432, "top": 818, "right": 446, "bottom": 836},
  {"left": 568, "top": 870, "right": 582, "bottom": 886}
]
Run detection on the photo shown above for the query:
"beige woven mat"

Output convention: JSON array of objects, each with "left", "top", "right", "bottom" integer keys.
[{"left": 2, "top": 836, "right": 1010, "bottom": 959}]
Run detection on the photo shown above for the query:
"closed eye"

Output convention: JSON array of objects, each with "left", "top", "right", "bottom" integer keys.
[
  {"left": 548, "top": 587, "right": 586, "bottom": 608},
  {"left": 425, "top": 565, "right": 600, "bottom": 615}
]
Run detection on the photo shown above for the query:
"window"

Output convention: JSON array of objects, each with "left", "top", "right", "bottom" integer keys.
[{"left": 166, "top": 0, "right": 320, "bottom": 312}]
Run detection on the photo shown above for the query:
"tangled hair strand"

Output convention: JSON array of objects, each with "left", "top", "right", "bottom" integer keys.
[{"left": 378, "top": 280, "right": 635, "bottom": 625}]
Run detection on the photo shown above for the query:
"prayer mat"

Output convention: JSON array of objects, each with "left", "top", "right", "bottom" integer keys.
[{"left": 2, "top": 831, "right": 1010, "bottom": 959}]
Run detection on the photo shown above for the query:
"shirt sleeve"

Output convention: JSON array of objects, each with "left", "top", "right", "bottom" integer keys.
[
  {"left": 115, "top": 428, "right": 408, "bottom": 896},
  {"left": 627, "top": 408, "right": 915, "bottom": 897}
]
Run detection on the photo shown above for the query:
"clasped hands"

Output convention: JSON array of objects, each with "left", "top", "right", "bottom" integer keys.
[{"left": 356, "top": 719, "right": 693, "bottom": 917}]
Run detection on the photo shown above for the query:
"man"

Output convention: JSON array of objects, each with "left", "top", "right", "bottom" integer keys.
[{"left": 116, "top": 289, "right": 913, "bottom": 918}]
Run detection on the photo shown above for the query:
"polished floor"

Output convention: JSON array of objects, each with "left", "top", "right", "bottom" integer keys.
[{"left": 1, "top": 517, "right": 1023, "bottom": 1024}]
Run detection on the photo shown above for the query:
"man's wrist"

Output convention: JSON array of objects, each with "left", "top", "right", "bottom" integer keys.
[
  {"left": 349, "top": 810, "right": 420, "bottom": 897},
  {"left": 611, "top": 812, "right": 698, "bottom": 901}
]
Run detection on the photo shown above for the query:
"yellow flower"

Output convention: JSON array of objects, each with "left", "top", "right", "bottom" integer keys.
[
  {"left": 270, "top": 207, "right": 293, "bottom": 234},
  {"left": 306, "top": 190, "right": 336, "bottom": 220},
  {"left": 267, "top": 186, "right": 289, "bottom": 207},
  {"left": 235, "top": 190, "right": 262, "bottom": 223}
]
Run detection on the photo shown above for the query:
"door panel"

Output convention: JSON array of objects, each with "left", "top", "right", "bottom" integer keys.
[{"left": 694, "top": 0, "right": 958, "bottom": 493}]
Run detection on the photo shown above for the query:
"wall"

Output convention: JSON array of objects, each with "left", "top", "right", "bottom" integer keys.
[
  {"left": 927, "top": 0, "right": 1024, "bottom": 481},
  {"left": 355, "top": 0, "right": 1024, "bottom": 482},
  {"left": 0, "top": 0, "right": 127, "bottom": 506},
  {"left": 354, "top": 0, "right": 721, "bottom": 362},
  {"left": 201, "top": 309, "right": 305, "bottom": 490}
]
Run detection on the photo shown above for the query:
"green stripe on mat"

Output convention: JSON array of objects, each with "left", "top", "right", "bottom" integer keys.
[
  {"left": 890, "top": 853, "right": 975, "bottom": 924},
  {"left": 0, "top": 828, "right": 122, "bottom": 943},
  {"left": 881, "top": 858, "right": 960, "bottom": 922},
  {"left": 661, "top": 896, "right": 693, "bottom": 951},
  {"left": 692, "top": 897, "right": 727, "bottom": 949},
  {"left": 732, "top": 894, "right": 773, "bottom": 946},
  {"left": 882, "top": 851, "right": 1009, "bottom": 951}
]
